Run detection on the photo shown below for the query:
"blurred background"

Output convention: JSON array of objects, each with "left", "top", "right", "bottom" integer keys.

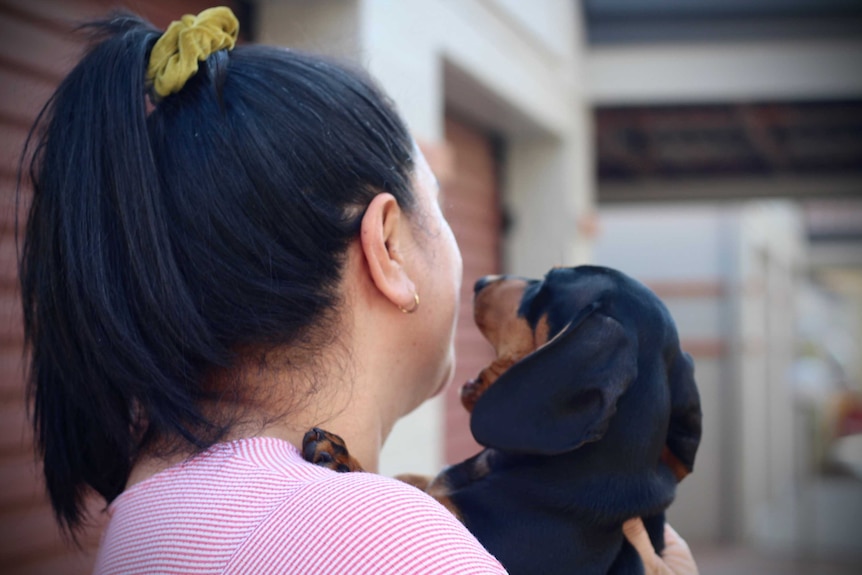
[{"left": 1, "top": 1, "right": 860, "bottom": 573}]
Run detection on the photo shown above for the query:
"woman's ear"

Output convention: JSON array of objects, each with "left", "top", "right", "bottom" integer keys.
[{"left": 360, "top": 193, "right": 416, "bottom": 311}]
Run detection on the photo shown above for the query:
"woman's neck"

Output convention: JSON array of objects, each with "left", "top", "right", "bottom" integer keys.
[{"left": 135, "top": 352, "right": 399, "bottom": 485}]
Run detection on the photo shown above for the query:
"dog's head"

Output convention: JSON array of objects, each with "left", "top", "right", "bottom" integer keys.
[{"left": 464, "top": 265, "right": 702, "bottom": 479}]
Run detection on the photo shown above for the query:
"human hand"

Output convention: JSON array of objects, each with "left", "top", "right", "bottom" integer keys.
[{"left": 622, "top": 518, "right": 698, "bottom": 575}]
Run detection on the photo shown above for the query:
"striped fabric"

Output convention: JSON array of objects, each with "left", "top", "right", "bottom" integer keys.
[{"left": 94, "top": 437, "right": 507, "bottom": 574}]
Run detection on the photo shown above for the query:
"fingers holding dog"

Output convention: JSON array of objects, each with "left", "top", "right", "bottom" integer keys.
[{"left": 623, "top": 519, "right": 699, "bottom": 575}]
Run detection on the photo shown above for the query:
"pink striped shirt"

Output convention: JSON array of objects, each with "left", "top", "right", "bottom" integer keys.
[{"left": 94, "top": 436, "right": 506, "bottom": 574}]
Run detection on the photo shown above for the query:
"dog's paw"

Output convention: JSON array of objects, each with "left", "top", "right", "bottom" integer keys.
[
  {"left": 461, "top": 356, "right": 518, "bottom": 412},
  {"left": 394, "top": 473, "right": 432, "bottom": 491},
  {"left": 302, "top": 427, "right": 364, "bottom": 473}
]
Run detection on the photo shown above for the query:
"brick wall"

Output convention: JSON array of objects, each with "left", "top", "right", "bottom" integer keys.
[
  {"left": 0, "top": 2, "right": 241, "bottom": 572},
  {"left": 440, "top": 116, "right": 503, "bottom": 465}
]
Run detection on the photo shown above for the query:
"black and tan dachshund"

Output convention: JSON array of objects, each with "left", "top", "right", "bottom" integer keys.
[{"left": 304, "top": 265, "right": 702, "bottom": 575}]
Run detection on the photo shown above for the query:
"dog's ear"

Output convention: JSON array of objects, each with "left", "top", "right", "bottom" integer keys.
[
  {"left": 665, "top": 350, "right": 702, "bottom": 473},
  {"left": 470, "top": 302, "right": 638, "bottom": 455}
]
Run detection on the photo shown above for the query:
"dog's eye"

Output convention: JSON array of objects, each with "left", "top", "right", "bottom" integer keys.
[{"left": 519, "top": 281, "right": 549, "bottom": 325}]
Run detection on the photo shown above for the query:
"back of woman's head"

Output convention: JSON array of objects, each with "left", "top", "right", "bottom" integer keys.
[{"left": 19, "top": 9, "right": 415, "bottom": 536}]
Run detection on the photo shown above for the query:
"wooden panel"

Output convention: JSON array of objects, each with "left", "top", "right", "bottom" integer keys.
[
  {"left": 0, "top": 453, "right": 44, "bottom": 512},
  {"left": 0, "top": 292, "right": 23, "bottom": 348},
  {"left": 597, "top": 101, "right": 862, "bottom": 185},
  {"left": 441, "top": 116, "right": 503, "bottom": 465},
  {"left": 3, "top": 0, "right": 110, "bottom": 23},
  {"left": 0, "top": 502, "right": 103, "bottom": 569},
  {"left": 0, "top": 67, "right": 59, "bottom": 127},
  {"left": 0, "top": 349, "right": 25, "bottom": 400},
  {"left": 646, "top": 280, "right": 726, "bottom": 299},
  {"left": 0, "top": 232, "right": 18, "bottom": 291},
  {"left": 11, "top": 550, "right": 98, "bottom": 575},
  {"left": 0, "top": 399, "right": 30, "bottom": 458},
  {"left": 0, "top": 124, "right": 29, "bottom": 179},
  {"left": 680, "top": 338, "right": 729, "bottom": 359},
  {"left": 0, "top": 5, "right": 87, "bottom": 81},
  {"left": 0, "top": 2, "right": 245, "bottom": 573}
]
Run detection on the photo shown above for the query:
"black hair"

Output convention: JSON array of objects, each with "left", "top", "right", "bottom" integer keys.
[{"left": 18, "top": 12, "right": 415, "bottom": 536}]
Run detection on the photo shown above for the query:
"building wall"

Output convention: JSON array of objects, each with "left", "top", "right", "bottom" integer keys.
[
  {"left": 594, "top": 201, "right": 807, "bottom": 546},
  {"left": 594, "top": 204, "right": 737, "bottom": 543},
  {"left": 258, "top": 0, "right": 595, "bottom": 476},
  {"left": 440, "top": 116, "right": 501, "bottom": 465},
  {"left": 587, "top": 39, "right": 862, "bottom": 105},
  {"left": 586, "top": 2, "right": 862, "bottom": 552},
  {"left": 0, "top": 2, "right": 242, "bottom": 572},
  {"left": 252, "top": 0, "right": 361, "bottom": 60},
  {"left": 734, "top": 203, "right": 807, "bottom": 548}
]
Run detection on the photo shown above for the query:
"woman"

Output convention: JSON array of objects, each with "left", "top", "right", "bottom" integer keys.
[{"left": 19, "top": 7, "right": 696, "bottom": 574}]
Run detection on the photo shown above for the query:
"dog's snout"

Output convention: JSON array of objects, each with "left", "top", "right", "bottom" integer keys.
[{"left": 474, "top": 275, "right": 504, "bottom": 295}]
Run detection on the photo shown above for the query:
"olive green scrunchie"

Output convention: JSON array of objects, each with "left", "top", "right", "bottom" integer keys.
[{"left": 147, "top": 6, "right": 239, "bottom": 98}]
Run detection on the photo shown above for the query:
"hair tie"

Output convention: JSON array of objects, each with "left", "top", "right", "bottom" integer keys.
[{"left": 147, "top": 6, "right": 239, "bottom": 98}]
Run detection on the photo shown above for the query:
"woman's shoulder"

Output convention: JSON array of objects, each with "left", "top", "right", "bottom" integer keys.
[
  {"left": 226, "top": 463, "right": 507, "bottom": 574},
  {"left": 100, "top": 437, "right": 506, "bottom": 574}
]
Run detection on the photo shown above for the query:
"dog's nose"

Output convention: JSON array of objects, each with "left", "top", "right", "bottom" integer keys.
[{"left": 474, "top": 275, "right": 504, "bottom": 295}]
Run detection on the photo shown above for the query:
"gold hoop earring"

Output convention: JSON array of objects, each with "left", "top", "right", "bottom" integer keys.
[{"left": 399, "top": 292, "right": 420, "bottom": 314}]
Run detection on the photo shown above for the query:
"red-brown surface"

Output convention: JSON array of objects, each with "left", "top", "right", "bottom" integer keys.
[
  {"left": 440, "top": 116, "right": 503, "bottom": 465},
  {"left": 0, "top": 2, "right": 241, "bottom": 573}
]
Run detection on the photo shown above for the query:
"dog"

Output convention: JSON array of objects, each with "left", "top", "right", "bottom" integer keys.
[{"left": 303, "top": 265, "right": 702, "bottom": 574}]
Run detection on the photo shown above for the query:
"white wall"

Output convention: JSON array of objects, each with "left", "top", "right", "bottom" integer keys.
[
  {"left": 594, "top": 204, "right": 736, "bottom": 542},
  {"left": 256, "top": 0, "right": 594, "bottom": 476},
  {"left": 359, "top": 0, "right": 592, "bottom": 474},
  {"left": 735, "top": 202, "right": 806, "bottom": 548},
  {"left": 594, "top": 201, "right": 807, "bottom": 546},
  {"left": 359, "top": 0, "right": 596, "bottom": 278},
  {"left": 587, "top": 40, "right": 862, "bottom": 105},
  {"left": 586, "top": 0, "right": 862, "bottom": 553},
  {"left": 255, "top": 0, "right": 362, "bottom": 60}
]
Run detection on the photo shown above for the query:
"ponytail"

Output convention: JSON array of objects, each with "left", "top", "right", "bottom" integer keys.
[
  {"left": 19, "top": 10, "right": 415, "bottom": 537},
  {"left": 21, "top": 14, "right": 220, "bottom": 535}
]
